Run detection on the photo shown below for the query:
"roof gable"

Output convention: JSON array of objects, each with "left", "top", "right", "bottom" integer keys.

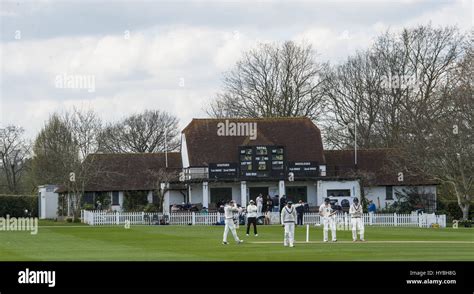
[
  {"left": 324, "top": 149, "right": 437, "bottom": 186},
  {"left": 80, "top": 152, "right": 182, "bottom": 192},
  {"left": 182, "top": 117, "right": 325, "bottom": 167}
]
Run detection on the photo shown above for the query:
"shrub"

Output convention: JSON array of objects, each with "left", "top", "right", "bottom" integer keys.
[
  {"left": 437, "top": 201, "right": 474, "bottom": 222},
  {"left": 458, "top": 220, "right": 472, "bottom": 228},
  {"left": 82, "top": 203, "right": 94, "bottom": 211},
  {"left": 0, "top": 195, "right": 38, "bottom": 217},
  {"left": 66, "top": 217, "right": 73, "bottom": 223},
  {"left": 123, "top": 191, "right": 149, "bottom": 211},
  {"left": 144, "top": 203, "right": 160, "bottom": 213}
]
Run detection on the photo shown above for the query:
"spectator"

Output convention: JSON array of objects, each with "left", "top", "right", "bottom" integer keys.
[
  {"left": 273, "top": 195, "right": 279, "bottom": 212},
  {"left": 304, "top": 202, "right": 310, "bottom": 213},
  {"left": 296, "top": 200, "right": 305, "bottom": 225},
  {"left": 266, "top": 196, "right": 273, "bottom": 212},
  {"left": 171, "top": 204, "right": 180, "bottom": 213},
  {"left": 368, "top": 200, "right": 376, "bottom": 213},
  {"left": 184, "top": 202, "right": 192, "bottom": 210},
  {"left": 264, "top": 210, "right": 271, "bottom": 225},
  {"left": 201, "top": 207, "right": 208, "bottom": 214},
  {"left": 279, "top": 195, "right": 287, "bottom": 212},
  {"left": 256, "top": 194, "right": 264, "bottom": 216}
]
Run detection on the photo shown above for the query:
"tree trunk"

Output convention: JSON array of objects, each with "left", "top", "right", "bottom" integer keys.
[{"left": 460, "top": 203, "right": 470, "bottom": 221}]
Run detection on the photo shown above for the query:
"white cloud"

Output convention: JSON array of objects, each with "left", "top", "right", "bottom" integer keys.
[
  {"left": 0, "top": 25, "right": 259, "bottom": 137},
  {"left": 294, "top": 27, "right": 375, "bottom": 63},
  {"left": 0, "top": 0, "right": 471, "bottom": 139}
]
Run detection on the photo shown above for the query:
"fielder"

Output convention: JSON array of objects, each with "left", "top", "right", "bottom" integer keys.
[
  {"left": 319, "top": 198, "right": 337, "bottom": 242},
  {"left": 280, "top": 201, "right": 297, "bottom": 247},
  {"left": 222, "top": 200, "right": 243, "bottom": 245},
  {"left": 349, "top": 198, "right": 365, "bottom": 242}
]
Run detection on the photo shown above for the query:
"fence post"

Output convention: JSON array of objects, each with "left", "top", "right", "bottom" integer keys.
[
  {"left": 115, "top": 211, "right": 119, "bottom": 225},
  {"left": 192, "top": 212, "right": 196, "bottom": 225},
  {"left": 142, "top": 212, "right": 145, "bottom": 225},
  {"left": 217, "top": 212, "right": 220, "bottom": 223},
  {"left": 369, "top": 212, "right": 373, "bottom": 225},
  {"left": 394, "top": 213, "right": 398, "bottom": 227}
]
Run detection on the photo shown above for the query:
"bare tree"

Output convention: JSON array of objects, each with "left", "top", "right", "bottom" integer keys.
[
  {"left": 323, "top": 25, "right": 470, "bottom": 218},
  {"left": 67, "top": 107, "right": 102, "bottom": 159},
  {"left": 148, "top": 168, "right": 179, "bottom": 214},
  {"left": 98, "top": 110, "right": 180, "bottom": 153},
  {"left": 398, "top": 39, "right": 473, "bottom": 220},
  {"left": 323, "top": 25, "right": 464, "bottom": 149},
  {"left": 208, "top": 41, "right": 326, "bottom": 120},
  {"left": 322, "top": 51, "right": 386, "bottom": 149},
  {"left": 32, "top": 110, "right": 104, "bottom": 219},
  {"left": 0, "top": 126, "right": 30, "bottom": 194}
]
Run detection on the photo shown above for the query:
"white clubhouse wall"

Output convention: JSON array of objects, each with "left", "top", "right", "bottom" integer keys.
[
  {"left": 172, "top": 181, "right": 437, "bottom": 211},
  {"left": 365, "top": 185, "right": 437, "bottom": 210}
]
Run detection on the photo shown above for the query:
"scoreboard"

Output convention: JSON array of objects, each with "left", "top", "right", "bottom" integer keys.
[
  {"left": 208, "top": 146, "right": 320, "bottom": 179},
  {"left": 239, "top": 145, "right": 285, "bottom": 178},
  {"left": 287, "top": 161, "right": 319, "bottom": 177},
  {"left": 209, "top": 163, "right": 238, "bottom": 178}
]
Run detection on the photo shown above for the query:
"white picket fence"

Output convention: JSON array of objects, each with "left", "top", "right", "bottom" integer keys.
[
  {"left": 81, "top": 210, "right": 225, "bottom": 226},
  {"left": 303, "top": 212, "right": 446, "bottom": 228},
  {"left": 81, "top": 210, "right": 446, "bottom": 227}
]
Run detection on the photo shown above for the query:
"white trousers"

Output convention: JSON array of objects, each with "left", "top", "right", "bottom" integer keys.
[
  {"left": 323, "top": 217, "right": 336, "bottom": 241},
  {"left": 223, "top": 219, "right": 240, "bottom": 242},
  {"left": 351, "top": 217, "right": 364, "bottom": 240},
  {"left": 257, "top": 204, "right": 263, "bottom": 215},
  {"left": 283, "top": 223, "right": 295, "bottom": 246}
]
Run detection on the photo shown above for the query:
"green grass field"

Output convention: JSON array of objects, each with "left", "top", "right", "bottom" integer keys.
[{"left": 0, "top": 221, "right": 472, "bottom": 261}]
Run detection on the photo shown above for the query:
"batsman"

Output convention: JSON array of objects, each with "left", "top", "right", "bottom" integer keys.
[
  {"left": 349, "top": 198, "right": 365, "bottom": 242},
  {"left": 319, "top": 197, "right": 337, "bottom": 242},
  {"left": 222, "top": 200, "right": 244, "bottom": 245}
]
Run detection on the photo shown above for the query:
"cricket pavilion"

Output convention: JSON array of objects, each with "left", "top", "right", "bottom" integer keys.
[{"left": 44, "top": 117, "right": 438, "bottom": 219}]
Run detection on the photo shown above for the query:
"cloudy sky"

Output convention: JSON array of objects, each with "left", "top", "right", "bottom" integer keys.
[{"left": 0, "top": 0, "right": 472, "bottom": 139}]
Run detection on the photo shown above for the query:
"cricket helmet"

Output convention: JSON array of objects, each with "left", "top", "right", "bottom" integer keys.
[
  {"left": 324, "top": 197, "right": 330, "bottom": 203},
  {"left": 353, "top": 198, "right": 359, "bottom": 203}
]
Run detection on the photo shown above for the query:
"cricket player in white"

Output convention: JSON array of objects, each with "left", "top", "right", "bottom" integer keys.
[
  {"left": 256, "top": 194, "right": 263, "bottom": 216},
  {"left": 222, "top": 200, "right": 243, "bottom": 245},
  {"left": 349, "top": 198, "right": 365, "bottom": 242},
  {"left": 280, "top": 201, "right": 297, "bottom": 247},
  {"left": 319, "top": 198, "right": 337, "bottom": 242}
]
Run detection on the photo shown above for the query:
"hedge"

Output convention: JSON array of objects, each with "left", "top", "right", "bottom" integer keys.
[
  {"left": 0, "top": 195, "right": 38, "bottom": 217},
  {"left": 437, "top": 200, "right": 474, "bottom": 221}
]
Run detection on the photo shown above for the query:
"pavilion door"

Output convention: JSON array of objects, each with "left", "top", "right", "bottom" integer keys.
[{"left": 249, "top": 187, "right": 269, "bottom": 202}]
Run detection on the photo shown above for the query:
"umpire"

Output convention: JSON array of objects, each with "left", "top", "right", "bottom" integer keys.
[
  {"left": 246, "top": 200, "right": 258, "bottom": 236},
  {"left": 296, "top": 200, "right": 305, "bottom": 225}
]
